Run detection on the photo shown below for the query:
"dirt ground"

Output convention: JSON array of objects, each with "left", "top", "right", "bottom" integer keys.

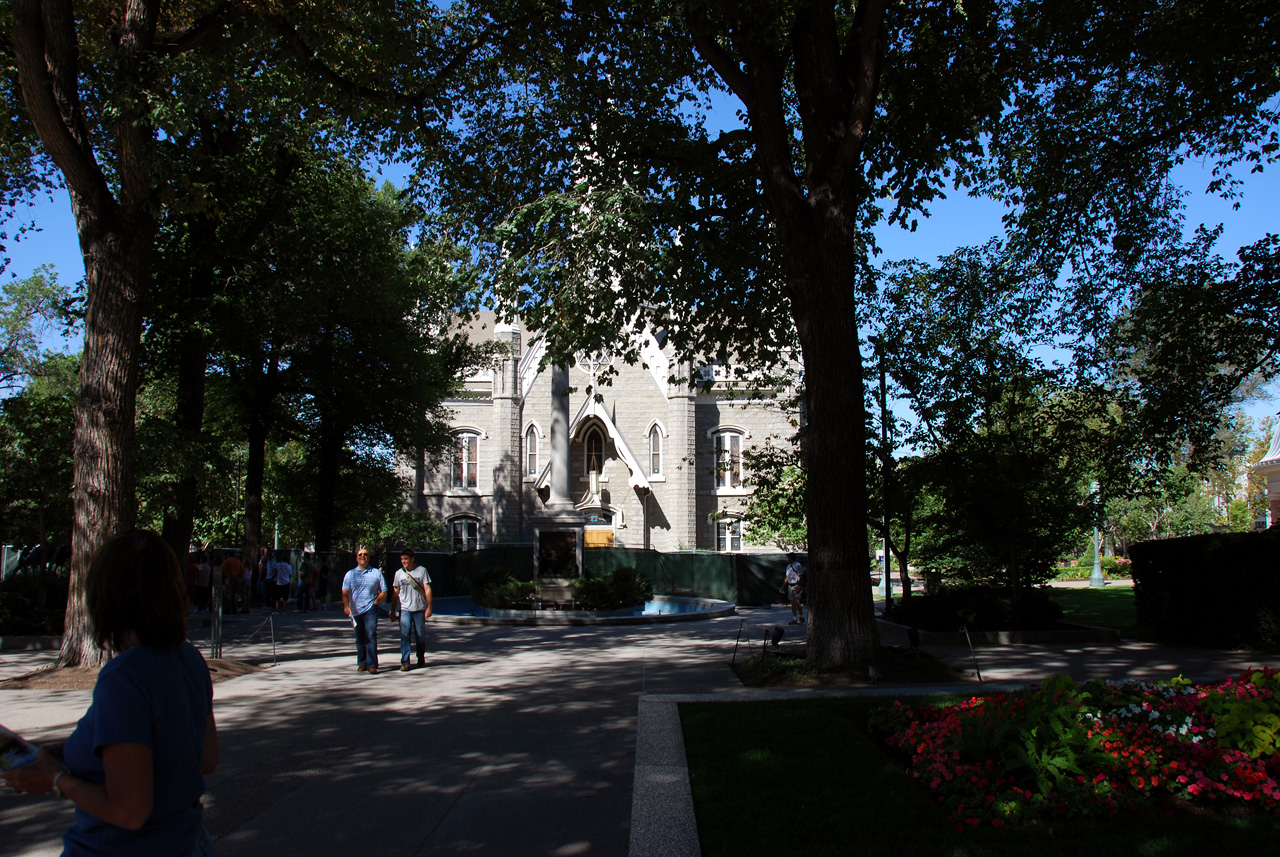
[
  {"left": 0, "top": 659, "right": 262, "bottom": 690},
  {"left": 731, "top": 645, "right": 971, "bottom": 688}
]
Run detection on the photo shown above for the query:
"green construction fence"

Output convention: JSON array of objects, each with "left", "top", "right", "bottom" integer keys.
[{"left": 421, "top": 545, "right": 796, "bottom": 604}]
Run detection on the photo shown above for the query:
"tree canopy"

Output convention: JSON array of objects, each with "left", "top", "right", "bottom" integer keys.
[{"left": 432, "top": 0, "right": 1279, "bottom": 670}]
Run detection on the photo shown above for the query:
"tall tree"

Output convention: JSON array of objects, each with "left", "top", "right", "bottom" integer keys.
[
  {"left": 3, "top": 2, "right": 519, "bottom": 663},
  {"left": 449, "top": 1, "right": 1277, "bottom": 670}
]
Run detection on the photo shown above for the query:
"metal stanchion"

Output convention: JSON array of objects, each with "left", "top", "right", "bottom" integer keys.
[
  {"left": 210, "top": 584, "right": 224, "bottom": 659},
  {"left": 731, "top": 618, "right": 746, "bottom": 664},
  {"left": 961, "top": 625, "right": 983, "bottom": 682}
]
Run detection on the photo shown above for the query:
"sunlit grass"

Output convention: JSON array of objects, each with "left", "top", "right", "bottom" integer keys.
[{"left": 1050, "top": 587, "right": 1140, "bottom": 638}]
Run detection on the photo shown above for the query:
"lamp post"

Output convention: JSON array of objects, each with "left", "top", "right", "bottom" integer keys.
[
  {"left": 1089, "top": 480, "right": 1106, "bottom": 588},
  {"left": 872, "top": 336, "right": 892, "bottom": 609}
]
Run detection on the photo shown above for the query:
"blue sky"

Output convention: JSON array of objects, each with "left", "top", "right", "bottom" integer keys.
[{"left": 4, "top": 146, "right": 1277, "bottom": 420}]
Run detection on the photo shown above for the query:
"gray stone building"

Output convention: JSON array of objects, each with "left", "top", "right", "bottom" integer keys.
[{"left": 406, "top": 314, "right": 798, "bottom": 553}]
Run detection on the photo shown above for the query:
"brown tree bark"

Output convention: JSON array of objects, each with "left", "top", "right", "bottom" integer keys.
[
  {"left": 239, "top": 342, "right": 278, "bottom": 567},
  {"left": 312, "top": 419, "right": 343, "bottom": 553},
  {"left": 161, "top": 269, "right": 212, "bottom": 565}
]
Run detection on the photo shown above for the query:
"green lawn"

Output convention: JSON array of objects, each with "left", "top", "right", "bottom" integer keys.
[
  {"left": 1049, "top": 586, "right": 1140, "bottom": 638},
  {"left": 680, "top": 697, "right": 1280, "bottom": 857}
]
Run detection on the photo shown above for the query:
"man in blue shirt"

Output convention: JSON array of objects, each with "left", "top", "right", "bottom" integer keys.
[{"left": 342, "top": 549, "right": 387, "bottom": 674}]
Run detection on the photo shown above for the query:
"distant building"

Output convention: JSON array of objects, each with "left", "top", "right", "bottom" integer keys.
[
  {"left": 404, "top": 314, "right": 798, "bottom": 553},
  {"left": 1253, "top": 418, "right": 1280, "bottom": 528}
]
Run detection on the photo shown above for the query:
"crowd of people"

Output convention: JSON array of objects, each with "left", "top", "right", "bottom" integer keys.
[
  {"left": 182, "top": 546, "right": 437, "bottom": 676},
  {"left": 182, "top": 549, "right": 334, "bottom": 616}
]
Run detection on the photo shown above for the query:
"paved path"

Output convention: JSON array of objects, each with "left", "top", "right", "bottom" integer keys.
[
  {"left": 2, "top": 596, "right": 1275, "bottom": 857},
  {"left": 1, "top": 607, "right": 754, "bottom": 857}
]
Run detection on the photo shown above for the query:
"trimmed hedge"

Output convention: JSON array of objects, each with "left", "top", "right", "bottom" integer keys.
[
  {"left": 1130, "top": 528, "right": 1280, "bottom": 648},
  {"left": 0, "top": 569, "right": 68, "bottom": 635}
]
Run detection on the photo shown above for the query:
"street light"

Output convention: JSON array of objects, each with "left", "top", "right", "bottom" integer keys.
[
  {"left": 1089, "top": 480, "right": 1107, "bottom": 588},
  {"left": 871, "top": 335, "right": 892, "bottom": 611}
]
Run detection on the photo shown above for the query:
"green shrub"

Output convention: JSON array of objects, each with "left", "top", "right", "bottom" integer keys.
[
  {"left": 471, "top": 566, "right": 537, "bottom": 609},
  {"left": 573, "top": 568, "right": 654, "bottom": 611},
  {"left": 0, "top": 569, "right": 68, "bottom": 635},
  {"left": 1052, "top": 556, "right": 1132, "bottom": 581},
  {"left": 889, "top": 585, "right": 1064, "bottom": 631}
]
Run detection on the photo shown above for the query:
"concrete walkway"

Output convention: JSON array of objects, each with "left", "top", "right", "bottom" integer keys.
[{"left": 2, "top": 600, "right": 1275, "bottom": 857}]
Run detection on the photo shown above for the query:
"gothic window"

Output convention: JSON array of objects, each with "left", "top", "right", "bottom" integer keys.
[
  {"left": 717, "top": 517, "right": 742, "bottom": 552},
  {"left": 714, "top": 431, "right": 742, "bottom": 489},
  {"left": 525, "top": 425, "right": 539, "bottom": 475},
  {"left": 649, "top": 425, "right": 662, "bottom": 475},
  {"left": 453, "top": 432, "right": 479, "bottom": 488},
  {"left": 585, "top": 427, "right": 604, "bottom": 475},
  {"left": 449, "top": 516, "right": 479, "bottom": 551}
]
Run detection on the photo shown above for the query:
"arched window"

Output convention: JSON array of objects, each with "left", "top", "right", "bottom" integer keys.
[
  {"left": 717, "top": 517, "right": 742, "bottom": 552},
  {"left": 449, "top": 516, "right": 480, "bottom": 551},
  {"left": 713, "top": 431, "right": 742, "bottom": 488},
  {"left": 585, "top": 427, "right": 604, "bottom": 475},
  {"left": 525, "top": 425, "right": 539, "bottom": 475},
  {"left": 453, "top": 432, "right": 479, "bottom": 488},
  {"left": 649, "top": 425, "right": 662, "bottom": 475}
]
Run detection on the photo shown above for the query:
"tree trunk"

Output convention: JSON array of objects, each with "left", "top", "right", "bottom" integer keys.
[
  {"left": 312, "top": 420, "right": 343, "bottom": 553},
  {"left": 161, "top": 270, "right": 212, "bottom": 563},
  {"left": 791, "top": 263, "right": 880, "bottom": 670},
  {"left": 242, "top": 408, "right": 266, "bottom": 569},
  {"left": 61, "top": 224, "right": 150, "bottom": 667},
  {"left": 13, "top": 0, "right": 160, "bottom": 667},
  {"left": 685, "top": 0, "right": 889, "bottom": 671},
  {"left": 240, "top": 344, "right": 276, "bottom": 565}
]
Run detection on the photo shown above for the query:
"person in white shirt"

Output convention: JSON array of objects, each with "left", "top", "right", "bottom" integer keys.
[
  {"left": 784, "top": 553, "right": 805, "bottom": 625},
  {"left": 273, "top": 557, "right": 293, "bottom": 614},
  {"left": 393, "top": 549, "right": 433, "bottom": 671}
]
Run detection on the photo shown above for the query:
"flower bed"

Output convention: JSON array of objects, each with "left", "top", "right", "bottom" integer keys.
[{"left": 869, "top": 669, "right": 1280, "bottom": 831}]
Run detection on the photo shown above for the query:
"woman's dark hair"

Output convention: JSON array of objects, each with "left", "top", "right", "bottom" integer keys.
[{"left": 86, "top": 530, "right": 189, "bottom": 651}]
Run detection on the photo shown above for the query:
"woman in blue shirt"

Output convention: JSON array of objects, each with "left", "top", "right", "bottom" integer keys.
[{"left": 2, "top": 530, "right": 218, "bottom": 855}]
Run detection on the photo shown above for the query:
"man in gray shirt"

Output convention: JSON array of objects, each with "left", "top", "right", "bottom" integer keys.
[{"left": 393, "top": 548, "right": 433, "bottom": 671}]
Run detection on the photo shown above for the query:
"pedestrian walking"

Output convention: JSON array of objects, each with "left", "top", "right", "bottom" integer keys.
[
  {"left": 784, "top": 553, "right": 806, "bottom": 625},
  {"left": 273, "top": 554, "right": 292, "bottom": 613},
  {"left": 393, "top": 548, "right": 433, "bottom": 670},
  {"left": 342, "top": 548, "right": 387, "bottom": 674}
]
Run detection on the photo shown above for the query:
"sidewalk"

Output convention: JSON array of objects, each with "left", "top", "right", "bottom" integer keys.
[
  {"left": 1, "top": 606, "right": 754, "bottom": 857},
  {"left": 2, "top": 602, "right": 1274, "bottom": 857}
]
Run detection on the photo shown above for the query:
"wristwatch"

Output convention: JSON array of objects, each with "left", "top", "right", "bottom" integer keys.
[{"left": 53, "top": 769, "right": 70, "bottom": 799}]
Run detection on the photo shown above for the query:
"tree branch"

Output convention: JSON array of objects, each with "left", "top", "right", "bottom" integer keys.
[
  {"left": 11, "top": 0, "right": 115, "bottom": 217},
  {"left": 684, "top": 4, "right": 754, "bottom": 110},
  {"left": 115, "top": 0, "right": 161, "bottom": 213},
  {"left": 156, "top": 1, "right": 247, "bottom": 57},
  {"left": 835, "top": 0, "right": 887, "bottom": 174},
  {"left": 271, "top": 13, "right": 511, "bottom": 111}
]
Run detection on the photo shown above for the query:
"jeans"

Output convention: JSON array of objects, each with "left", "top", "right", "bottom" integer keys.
[
  {"left": 399, "top": 610, "right": 427, "bottom": 663},
  {"left": 296, "top": 581, "right": 311, "bottom": 612},
  {"left": 354, "top": 609, "right": 379, "bottom": 668}
]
